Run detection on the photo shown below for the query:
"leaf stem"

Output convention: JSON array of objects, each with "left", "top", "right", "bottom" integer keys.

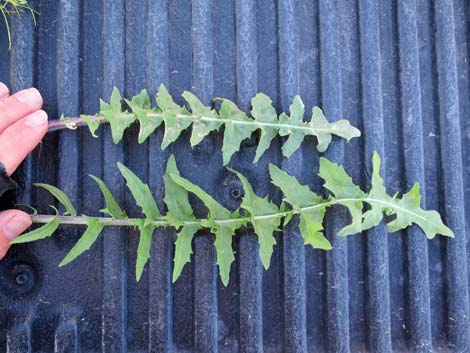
[
  {"left": 30, "top": 195, "right": 428, "bottom": 230},
  {"left": 47, "top": 111, "right": 356, "bottom": 136}
]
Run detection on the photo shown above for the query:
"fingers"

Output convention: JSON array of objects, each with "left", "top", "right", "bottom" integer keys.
[
  {"left": 0, "top": 82, "right": 10, "bottom": 99},
  {"left": 0, "top": 86, "right": 43, "bottom": 134},
  {"left": 0, "top": 210, "right": 32, "bottom": 260},
  {"left": 0, "top": 110, "right": 48, "bottom": 175}
]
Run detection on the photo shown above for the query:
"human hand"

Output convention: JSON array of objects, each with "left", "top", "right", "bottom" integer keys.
[{"left": 0, "top": 82, "right": 48, "bottom": 259}]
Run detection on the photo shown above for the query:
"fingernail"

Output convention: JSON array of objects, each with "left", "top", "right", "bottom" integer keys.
[
  {"left": 15, "top": 88, "right": 43, "bottom": 107},
  {"left": 0, "top": 82, "right": 9, "bottom": 97},
  {"left": 4, "top": 215, "right": 32, "bottom": 240},
  {"left": 24, "top": 110, "right": 48, "bottom": 127}
]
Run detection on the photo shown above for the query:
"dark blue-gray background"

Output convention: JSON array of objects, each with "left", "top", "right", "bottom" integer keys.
[{"left": 0, "top": 0, "right": 469, "bottom": 352}]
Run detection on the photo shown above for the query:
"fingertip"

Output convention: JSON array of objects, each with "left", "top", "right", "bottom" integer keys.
[
  {"left": 24, "top": 109, "right": 48, "bottom": 128},
  {"left": 0, "top": 82, "right": 9, "bottom": 99},
  {"left": 14, "top": 87, "right": 43, "bottom": 109},
  {"left": 0, "top": 210, "right": 32, "bottom": 260}
]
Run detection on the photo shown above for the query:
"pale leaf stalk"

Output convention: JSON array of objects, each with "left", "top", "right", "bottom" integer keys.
[
  {"left": 48, "top": 112, "right": 347, "bottom": 135},
  {"left": 30, "top": 196, "right": 428, "bottom": 229}
]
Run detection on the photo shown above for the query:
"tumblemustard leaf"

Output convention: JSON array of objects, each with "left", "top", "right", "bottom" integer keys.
[
  {"left": 59, "top": 215, "right": 105, "bottom": 266},
  {"left": 126, "top": 89, "right": 163, "bottom": 144},
  {"left": 117, "top": 163, "right": 161, "bottom": 224},
  {"left": 218, "top": 99, "right": 257, "bottom": 165},
  {"left": 169, "top": 173, "right": 231, "bottom": 220},
  {"left": 100, "top": 87, "right": 136, "bottom": 143},
  {"left": 269, "top": 164, "right": 332, "bottom": 250},
  {"left": 34, "top": 183, "right": 77, "bottom": 217},
  {"left": 213, "top": 220, "right": 244, "bottom": 286},
  {"left": 169, "top": 172, "right": 243, "bottom": 285},
  {"left": 230, "top": 169, "right": 281, "bottom": 269},
  {"left": 161, "top": 111, "right": 192, "bottom": 150},
  {"left": 251, "top": 93, "right": 278, "bottom": 163},
  {"left": 81, "top": 114, "right": 100, "bottom": 137},
  {"left": 318, "top": 157, "right": 366, "bottom": 236},
  {"left": 136, "top": 222, "right": 155, "bottom": 281},
  {"left": 278, "top": 96, "right": 308, "bottom": 158},
  {"left": 172, "top": 224, "right": 201, "bottom": 282},
  {"left": 362, "top": 152, "right": 453, "bottom": 239},
  {"left": 182, "top": 91, "right": 222, "bottom": 147},
  {"left": 156, "top": 84, "right": 181, "bottom": 111},
  {"left": 310, "top": 107, "right": 361, "bottom": 153},
  {"left": 163, "top": 155, "right": 196, "bottom": 224},
  {"left": 11, "top": 210, "right": 60, "bottom": 244},
  {"left": 89, "top": 174, "right": 127, "bottom": 219}
]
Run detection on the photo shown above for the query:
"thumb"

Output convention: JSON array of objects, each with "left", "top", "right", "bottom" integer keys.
[{"left": 0, "top": 210, "right": 32, "bottom": 259}]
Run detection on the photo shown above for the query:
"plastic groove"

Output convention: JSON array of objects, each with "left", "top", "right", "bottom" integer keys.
[
  {"left": 319, "top": 1, "right": 351, "bottom": 352},
  {"left": 57, "top": 0, "right": 80, "bottom": 239},
  {"left": 434, "top": 0, "right": 470, "bottom": 351},
  {"left": 7, "top": 320, "right": 31, "bottom": 353},
  {"left": 235, "top": 1, "right": 263, "bottom": 351},
  {"left": 147, "top": 1, "right": 174, "bottom": 351},
  {"left": 357, "top": 0, "right": 393, "bottom": 351},
  {"left": 101, "top": 0, "right": 128, "bottom": 351},
  {"left": 54, "top": 318, "right": 78, "bottom": 353},
  {"left": 278, "top": 1, "right": 307, "bottom": 353},
  {"left": 8, "top": 0, "right": 36, "bottom": 207},
  {"left": 191, "top": 0, "right": 218, "bottom": 352},
  {"left": 397, "top": 1, "right": 433, "bottom": 351}
]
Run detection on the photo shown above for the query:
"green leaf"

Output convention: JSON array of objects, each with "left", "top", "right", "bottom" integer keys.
[
  {"left": 100, "top": 87, "right": 135, "bottom": 143},
  {"left": 213, "top": 221, "right": 243, "bottom": 286},
  {"left": 384, "top": 183, "right": 453, "bottom": 238},
  {"left": 136, "top": 222, "right": 155, "bottom": 281},
  {"left": 360, "top": 152, "right": 390, "bottom": 230},
  {"left": 251, "top": 93, "right": 278, "bottom": 163},
  {"left": 231, "top": 169, "right": 281, "bottom": 269},
  {"left": 89, "top": 174, "right": 127, "bottom": 219},
  {"left": 218, "top": 99, "right": 257, "bottom": 165},
  {"left": 278, "top": 96, "right": 308, "bottom": 158},
  {"left": 156, "top": 84, "right": 181, "bottom": 111},
  {"left": 126, "top": 89, "right": 163, "bottom": 144},
  {"left": 161, "top": 111, "right": 193, "bottom": 150},
  {"left": 363, "top": 152, "right": 453, "bottom": 239},
  {"left": 319, "top": 157, "right": 366, "bottom": 236},
  {"left": 163, "top": 155, "right": 196, "bottom": 223},
  {"left": 117, "top": 163, "right": 161, "bottom": 223},
  {"left": 11, "top": 216, "right": 60, "bottom": 244},
  {"left": 182, "top": 91, "right": 222, "bottom": 146},
  {"left": 172, "top": 224, "right": 200, "bottom": 282},
  {"left": 269, "top": 164, "right": 331, "bottom": 250},
  {"left": 59, "top": 216, "right": 105, "bottom": 266},
  {"left": 156, "top": 85, "right": 193, "bottom": 149},
  {"left": 169, "top": 173, "right": 231, "bottom": 220},
  {"left": 310, "top": 107, "right": 361, "bottom": 153},
  {"left": 34, "top": 183, "right": 77, "bottom": 217},
  {"left": 81, "top": 115, "right": 100, "bottom": 137},
  {"left": 169, "top": 172, "right": 244, "bottom": 284}
]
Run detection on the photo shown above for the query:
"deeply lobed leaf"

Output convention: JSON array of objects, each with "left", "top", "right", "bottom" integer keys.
[
  {"left": 59, "top": 215, "right": 105, "bottom": 266},
  {"left": 230, "top": 169, "right": 281, "bottom": 269},
  {"left": 19, "top": 150, "right": 453, "bottom": 286},
  {"left": 269, "top": 164, "right": 331, "bottom": 250},
  {"left": 72, "top": 85, "right": 360, "bottom": 164}
]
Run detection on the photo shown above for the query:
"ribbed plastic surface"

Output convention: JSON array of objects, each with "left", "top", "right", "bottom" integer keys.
[{"left": 0, "top": 1, "right": 469, "bottom": 352}]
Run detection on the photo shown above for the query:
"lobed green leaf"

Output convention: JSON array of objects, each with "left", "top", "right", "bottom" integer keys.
[
  {"left": 231, "top": 169, "right": 281, "bottom": 269},
  {"left": 89, "top": 175, "right": 127, "bottom": 219},
  {"left": 269, "top": 164, "right": 331, "bottom": 250},
  {"left": 136, "top": 222, "right": 155, "bottom": 281},
  {"left": 117, "top": 163, "right": 161, "bottom": 224},
  {"left": 34, "top": 183, "right": 77, "bottom": 217},
  {"left": 11, "top": 215, "right": 60, "bottom": 244},
  {"left": 172, "top": 224, "right": 201, "bottom": 282},
  {"left": 59, "top": 215, "right": 105, "bottom": 266}
]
